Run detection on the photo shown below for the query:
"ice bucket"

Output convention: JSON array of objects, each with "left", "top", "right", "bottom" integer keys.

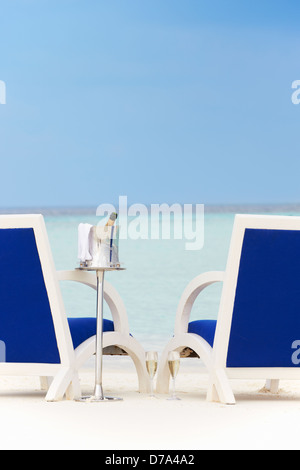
[{"left": 78, "top": 223, "right": 120, "bottom": 268}]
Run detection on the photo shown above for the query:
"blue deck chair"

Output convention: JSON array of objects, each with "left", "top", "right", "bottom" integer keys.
[
  {"left": 0, "top": 215, "right": 150, "bottom": 401},
  {"left": 157, "top": 215, "right": 300, "bottom": 404}
]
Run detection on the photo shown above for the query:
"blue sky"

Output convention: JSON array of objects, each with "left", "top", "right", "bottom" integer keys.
[{"left": 0, "top": 0, "right": 300, "bottom": 208}]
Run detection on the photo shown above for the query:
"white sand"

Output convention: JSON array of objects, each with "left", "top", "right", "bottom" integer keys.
[{"left": 0, "top": 358, "right": 300, "bottom": 450}]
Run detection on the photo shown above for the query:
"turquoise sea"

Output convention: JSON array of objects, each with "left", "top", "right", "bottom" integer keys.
[{"left": 12, "top": 205, "right": 300, "bottom": 354}]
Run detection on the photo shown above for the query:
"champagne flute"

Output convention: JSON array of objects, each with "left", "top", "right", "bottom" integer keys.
[
  {"left": 168, "top": 351, "right": 181, "bottom": 401},
  {"left": 146, "top": 351, "right": 158, "bottom": 398}
]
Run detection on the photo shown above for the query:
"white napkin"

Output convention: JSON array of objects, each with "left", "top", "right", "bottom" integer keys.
[{"left": 78, "top": 223, "right": 93, "bottom": 262}]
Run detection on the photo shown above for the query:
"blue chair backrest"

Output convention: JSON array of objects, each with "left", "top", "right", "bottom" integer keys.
[
  {"left": 0, "top": 228, "right": 60, "bottom": 364},
  {"left": 227, "top": 228, "right": 300, "bottom": 368}
]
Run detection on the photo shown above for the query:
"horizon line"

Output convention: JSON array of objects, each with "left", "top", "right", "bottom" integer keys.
[{"left": 0, "top": 202, "right": 300, "bottom": 216}]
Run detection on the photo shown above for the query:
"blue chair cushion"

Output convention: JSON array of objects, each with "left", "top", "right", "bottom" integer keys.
[
  {"left": 0, "top": 227, "right": 116, "bottom": 364},
  {"left": 186, "top": 230, "right": 300, "bottom": 369},
  {"left": 0, "top": 228, "right": 61, "bottom": 364},
  {"left": 188, "top": 320, "right": 217, "bottom": 348},
  {"left": 227, "top": 229, "right": 300, "bottom": 368},
  {"left": 68, "top": 317, "right": 114, "bottom": 350}
]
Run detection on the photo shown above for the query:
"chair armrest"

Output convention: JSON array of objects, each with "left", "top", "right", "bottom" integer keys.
[
  {"left": 174, "top": 271, "right": 225, "bottom": 335},
  {"left": 57, "top": 270, "right": 130, "bottom": 335}
]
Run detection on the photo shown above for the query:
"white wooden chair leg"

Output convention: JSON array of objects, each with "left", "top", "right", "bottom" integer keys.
[
  {"left": 74, "top": 333, "right": 151, "bottom": 395},
  {"left": 40, "top": 376, "right": 54, "bottom": 391},
  {"left": 270, "top": 380, "right": 280, "bottom": 394},
  {"left": 208, "top": 369, "right": 236, "bottom": 405},
  {"left": 157, "top": 334, "right": 214, "bottom": 395},
  {"left": 265, "top": 379, "right": 271, "bottom": 391},
  {"left": 66, "top": 373, "right": 81, "bottom": 400},
  {"left": 265, "top": 379, "right": 280, "bottom": 394},
  {"left": 40, "top": 377, "right": 49, "bottom": 391},
  {"left": 45, "top": 368, "right": 73, "bottom": 402},
  {"left": 156, "top": 346, "right": 172, "bottom": 394},
  {"left": 121, "top": 337, "right": 151, "bottom": 393},
  {"left": 207, "top": 382, "right": 220, "bottom": 403}
]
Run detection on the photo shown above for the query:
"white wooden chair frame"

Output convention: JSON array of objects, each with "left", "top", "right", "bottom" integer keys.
[
  {"left": 0, "top": 215, "right": 150, "bottom": 401},
  {"left": 157, "top": 215, "right": 300, "bottom": 404},
  {"left": 52, "top": 269, "right": 150, "bottom": 395}
]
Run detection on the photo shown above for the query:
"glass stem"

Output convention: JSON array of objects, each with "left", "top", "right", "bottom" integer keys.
[
  {"left": 150, "top": 378, "right": 154, "bottom": 397},
  {"left": 172, "top": 378, "right": 176, "bottom": 399}
]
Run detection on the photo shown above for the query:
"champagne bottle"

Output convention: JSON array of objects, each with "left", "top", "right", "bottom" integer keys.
[
  {"left": 105, "top": 212, "right": 118, "bottom": 227},
  {"left": 104, "top": 213, "right": 118, "bottom": 266}
]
